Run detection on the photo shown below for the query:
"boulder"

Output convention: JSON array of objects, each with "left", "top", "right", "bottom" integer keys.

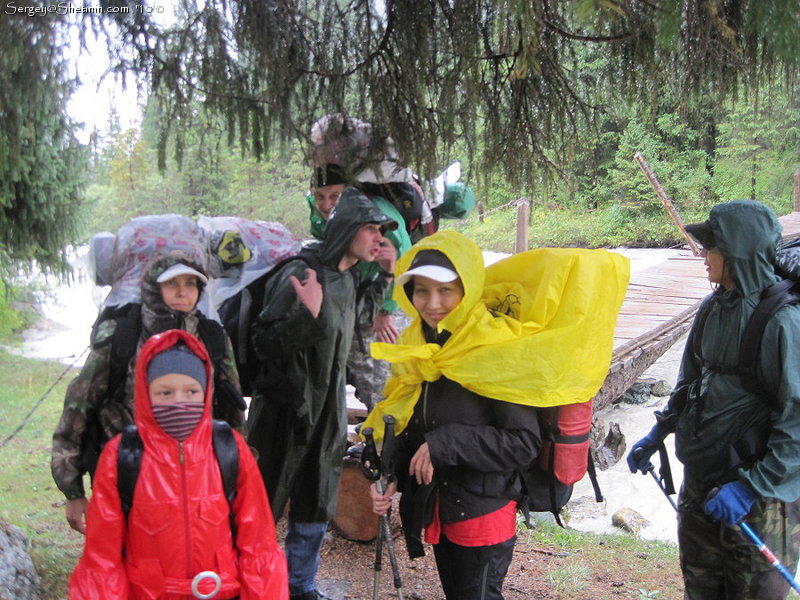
[
  {"left": 0, "top": 521, "right": 41, "bottom": 600},
  {"left": 617, "top": 381, "right": 653, "bottom": 405},
  {"left": 617, "top": 377, "right": 673, "bottom": 404},
  {"left": 612, "top": 508, "right": 651, "bottom": 536},
  {"left": 593, "top": 422, "right": 626, "bottom": 470},
  {"left": 650, "top": 379, "right": 673, "bottom": 397}
]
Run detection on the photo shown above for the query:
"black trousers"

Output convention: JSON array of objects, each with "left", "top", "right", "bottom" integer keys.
[{"left": 432, "top": 534, "right": 516, "bottom": 600}]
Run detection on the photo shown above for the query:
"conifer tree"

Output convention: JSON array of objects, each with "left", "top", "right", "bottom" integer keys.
[
  {"left": 0, "top": 16, "right": 86, "bottom": 277},
  {"left": 104, "top": 0, "right": 799, "bottom": 187}
]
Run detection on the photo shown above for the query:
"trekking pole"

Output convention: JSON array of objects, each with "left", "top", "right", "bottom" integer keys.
[
  {"left": 632, "top": 448, "right": 678, "bottom": 511},
  {"left": 636, "top": 448, "right": 800, "bottom": 594},
  {"left": 360, "top": 426, "right": 384, "bottom": 600},
  {"left": 379, "top": 415, "right": 404, "bottom": 599},
  {"left": 361, "top": 417, "right": 405, "bottom": 600},
  {"left": 739, "top": 522, "right": 800, "bottom": 595}
]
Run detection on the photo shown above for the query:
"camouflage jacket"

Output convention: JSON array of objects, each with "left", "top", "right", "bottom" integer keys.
[{"left": 51, "top": 253, "right": 244, "bottom": 501}]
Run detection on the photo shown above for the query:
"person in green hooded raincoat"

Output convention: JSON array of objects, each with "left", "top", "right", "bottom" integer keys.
[
  {"left": 628, "top": 200, "right": 800, "bottom": 599},
  {"left": 306, "top": 163, "right": 413, "bottom": 410},
  {"left": 247, "top": 187, "right": 398, "bottom": 600}
]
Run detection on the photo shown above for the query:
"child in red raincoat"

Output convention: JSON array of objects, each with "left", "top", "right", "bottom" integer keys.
[{"left": 69, "top": 329, "right": 288, "bottom": 600}]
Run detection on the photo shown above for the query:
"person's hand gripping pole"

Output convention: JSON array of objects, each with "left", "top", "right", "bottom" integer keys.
[{"left": 362, "top": 415, "right": 405, "bottom": 600}]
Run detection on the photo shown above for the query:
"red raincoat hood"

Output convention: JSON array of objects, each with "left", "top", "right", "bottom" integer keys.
[{"left": 133, "top": 329, "right": 214, "bottom": 456}]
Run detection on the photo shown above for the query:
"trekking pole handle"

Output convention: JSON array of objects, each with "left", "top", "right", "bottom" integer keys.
[
  {"left": 631, "top": 447, "right": 655, "bottom": 473},
  {"left": 379, "top": 415, "right": 397, "bottom": 493},
  {"left": 360, "top": 427, "right": 381, "bottom": 482},
  {"left": 739, "top": 522, "right": 800, "bottom": 594}
]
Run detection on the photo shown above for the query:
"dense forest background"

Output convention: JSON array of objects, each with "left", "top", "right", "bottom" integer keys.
[
  {"left": 2, "top": 2, "right": 800, "bottom": 334},
  {"left": 85, "top": 81, "right": 799, "bottom": 249}
]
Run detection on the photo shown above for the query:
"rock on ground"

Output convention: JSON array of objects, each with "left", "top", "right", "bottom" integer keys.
[{"left": 0, "top": 521, "right": 41, "bottom": 600}]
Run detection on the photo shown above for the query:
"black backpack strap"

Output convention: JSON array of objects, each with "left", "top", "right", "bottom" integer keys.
[
  {"left": 738, "top": 279, "right": 798, "bottom": 386},
  {"left": 212, "top": 420, "right": 240, "bottom": 542},
  {"left": 197, "top": 319, "right": 247, "bottom": 416},
  {"left": 106, "top": 305, "right": 143, "bottom": 404},
  {"left": 656, "top": 440, "right": 676, "bottom": 495},
  {"left": 690, "top": 295, "right": 716, "bottom": 365},
  {"left": 585, "top": 448, "right": 603, "bottom": 502},
  {"left": 197, "top": 318, "right": 226, "bottom": 363},
  {"left": 117, "top": 424, "right": 144, "bottom": 520}
]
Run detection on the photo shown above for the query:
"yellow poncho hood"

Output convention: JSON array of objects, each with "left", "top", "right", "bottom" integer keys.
[{"left": 363, "top": 230, "right": 630, "bottom": 440}]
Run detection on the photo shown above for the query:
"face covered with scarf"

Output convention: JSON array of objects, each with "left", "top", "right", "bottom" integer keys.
[{"left": 147, "top": 344, "right": 208, "bottom": 441}]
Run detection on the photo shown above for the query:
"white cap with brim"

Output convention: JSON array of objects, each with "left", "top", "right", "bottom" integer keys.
[
  {"left": 156, "top": 264, "right": 209, "bottom": 284},
  {"left": 397, "top": 264, "right": 459, "bottom": 285},
  {"left": 396, "top": 250, "right": 460, "bottom": 285}
]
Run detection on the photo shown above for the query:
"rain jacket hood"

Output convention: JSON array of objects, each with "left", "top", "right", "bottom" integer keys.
[
  {"left": 702, "top": 199, "right": 782, "bottom": 296},
  {"left": 133, "top": 329, "right": 215, "bottom": 451},
  {"left": 140, "top": 251, "right": 208, "bottom": 339},
  {"left": 363, "top": 230, "right": 630, "bottom": 439},
  {"left": 319, "top": 186, "right": 397, "bottom": 268}
]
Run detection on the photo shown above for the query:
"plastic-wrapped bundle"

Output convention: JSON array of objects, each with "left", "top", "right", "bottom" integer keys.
[
  {"left": 197, "top": 216, "right": 302, "bottom": 313},
  {"left": 103, "top": 214, "right": 207, "bottom": 308},
  {"left": 310, "top": 113, "right": 414, "bottom": 185},
  {"left": 86, "top": 232, "right": 117, "bottom": 287}
]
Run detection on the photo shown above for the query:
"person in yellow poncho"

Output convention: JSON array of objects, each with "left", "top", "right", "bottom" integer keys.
[
  {"left": 367, "top": 230, "right": 629, "bottom": 600},
  {"left": 369, "top": 241, "right": 541, "bottom": 599}
]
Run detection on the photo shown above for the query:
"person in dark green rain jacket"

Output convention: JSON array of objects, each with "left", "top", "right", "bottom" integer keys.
[
  {"left": 628, "top": 200, "right": 800, "bottom": 599},
  {"left": 247, "top": 187, "right": 397, "bottom": 600},
  {"left": 306, "top": 164, "right": 413, "bottom": 410}
]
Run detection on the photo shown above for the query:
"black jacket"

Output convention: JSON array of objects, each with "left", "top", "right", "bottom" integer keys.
[{"left": 395, "top": 329, "right": 541, "bottom": 557}]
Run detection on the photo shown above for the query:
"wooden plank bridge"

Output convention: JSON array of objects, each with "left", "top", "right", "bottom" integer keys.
[{"left": 594, "top": 210, "right": 800, "bottom": 411}]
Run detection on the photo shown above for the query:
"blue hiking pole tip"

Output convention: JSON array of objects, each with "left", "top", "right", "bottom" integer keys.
[{"left": 739, "top": 521, "right": 800, "bottom": 595}]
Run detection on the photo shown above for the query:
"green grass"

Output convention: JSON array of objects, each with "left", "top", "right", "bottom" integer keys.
[
  {"left": 511, "top": 513, "right": 682, "bottom": 599},
  {"left": 442, "top": 200, "right": 723, "bottom": 253},
  {"left": 0, "top": 348, "right": 83, "bottom": 600}
]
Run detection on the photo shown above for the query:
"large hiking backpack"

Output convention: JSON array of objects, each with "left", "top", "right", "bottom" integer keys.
[
  {"left": 481, "top": 252, "right": 608, "bottom": 526},
  {"left": 216, "top": 248, "right": 326, "bottom": 397},
  {"left": 117, "top": 420, "right": 239, "bottom": 537},
  {"left": 423, "top": 161, "right": 476, "bottom": 222},
  {"left": 80, "top": 305, "right": 246, "bottom": 478},
  {"left": 359, "top": 182, "right": 425, "bottom": 235},
  {"left": 518, "top": 402, "right": 603, "bottom": 527}
]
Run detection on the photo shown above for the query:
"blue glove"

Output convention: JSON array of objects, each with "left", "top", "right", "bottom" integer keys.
[
  {"left": 626, "top": 424, "right": 666, "bottom": 474},
  {"left": 704, "top": 481, "right": 757, "bottom": 525}
]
